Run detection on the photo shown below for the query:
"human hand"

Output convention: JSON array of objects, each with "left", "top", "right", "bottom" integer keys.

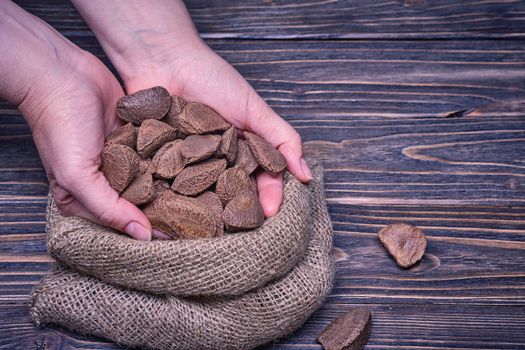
[
  {"left": 73, "top": 0, "right": 313, "bottom": 217},
  {"left": 0, "top": 1, "right": 153, "bottom": 240},
  {"left": 127, "top": 44, "right": 312, "bottom": 216},
  {"left": 23, "top": 55, "right": 156, "bottom": 240}
]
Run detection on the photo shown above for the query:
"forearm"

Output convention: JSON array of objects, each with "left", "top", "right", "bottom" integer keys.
[
  {"left": 0, "top": 1, "right": 86, "bottom": 124},
  {"left": 71, "top": 0, "right": 204, "bottom": 86}
]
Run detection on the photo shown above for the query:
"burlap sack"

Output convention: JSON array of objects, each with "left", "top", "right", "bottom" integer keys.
[
  {"left": 30, "top": 162, "right": 334, "bottom": 350},
  {"left": 44, "top": 170, "right": 313, "bottom": 296}
]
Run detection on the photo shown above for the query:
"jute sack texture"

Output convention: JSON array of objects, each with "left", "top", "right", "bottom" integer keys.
[
  {"left": 30, "top": 161, "right": 335, "bottom": 350},
  {"left": 44, "top": 168, "right": 314, "bottom": 296}
]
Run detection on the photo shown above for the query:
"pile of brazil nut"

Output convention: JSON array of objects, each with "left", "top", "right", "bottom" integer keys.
[{"left": 100, "top": 86, "right": 287, "bottom": 239}]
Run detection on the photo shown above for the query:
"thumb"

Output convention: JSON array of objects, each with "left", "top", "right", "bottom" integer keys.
[
  {"left": 62, "top": 167, "right": 152, "bottom": 240},
  {"left": 246, "top": 92, "right": 312, "bottom": 182}
]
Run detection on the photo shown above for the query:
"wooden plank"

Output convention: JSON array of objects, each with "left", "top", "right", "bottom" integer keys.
[
  {"left": 1, "top": 40, "right": 524, "bottom": 206},
  {"left": 23, "top": 38, "right": 523, "bottom": 119},
  {"left": 3, "top": 113, "right": 525, "bottom": 206},
  {"left": 0, "top": 26, "right": 523, "bottom": 350},
  {"left": 305, "top": 117, "right": 525, "bottom": 206},
  {"left": 1, "top": 204, "right": 524, "bottom": 304},
  {"left": 13, "top": 0, "right": 525, "bottom": 39},
  {"left": 1, "top": 301, "right": 524, "bottom": 349},
  {"left": 206, "top": 39, "right": 525, "bottom": 119},
  {"left": 2, "top": 38, "right": 525, "bottom": 119}
]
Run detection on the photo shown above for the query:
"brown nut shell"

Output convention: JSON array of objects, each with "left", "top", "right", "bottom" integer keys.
[
  {"left": 143, "top": 191, "right": 216, "bottom": 239},
  {"left": 153, "top": 179, "right": 171, "bottom": 196},
  {"left": 171, "top": 158, "right": 227, "bottom": 196},
  {"left": 378, "top": 223, "right": 427, "bottom": 268},
  {"left": 136, "top": 119, "right": 178, "bottom": 158},
  {"left": 152, "top": 140, "right": 185, "bottom": 179},
  {"left": 116, "top": 86, "right": 171, "bottom": 125},
  {"left": 215, "top": 166, "right": 255, "bottom": 206},
  {"left": 138, "top": 158, "right": 153, "bottom": 174},
  {"left": 105, "top": 123, "right": 137, "bottom": 149},
  {"left": 100, "top": 144, "right": 140, "bottom": 193},
  {"left": 244, "top": 132, "right": 287, "bottom": 175},
  {"left": 196, "top": 191, "right": 224, "bottom": 236},
  {"left": 162, "top": 95, "right": 186, "bottom": 126},
  {"left": 222, "top": 190, "right": 264, "bottom": 232},
  {"left": 181, "top": 134, "right": 221, "bottom": 164},
  {"left": 121, "top": 172, "right": 156, "bottom": 205},
  {"left": 317, "top": 307, "right": 372, "bottom": 350},
  {"left": 235, "top": 139, "right": 259, "bottom": 174},
  {"left": 168, "top": 102, "right": 230, "bottom": 135},
  {"left": 218, "top": 126, "right": 238, "bottom": 165}
]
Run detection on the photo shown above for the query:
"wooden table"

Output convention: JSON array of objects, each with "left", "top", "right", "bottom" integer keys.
[{"left": 1, "top": 1, "right": 525, "bottom": 349}]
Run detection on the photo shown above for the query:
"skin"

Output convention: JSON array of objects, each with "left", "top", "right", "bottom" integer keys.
[{"left": 0, "top": 0, "right": 312, "bottom": 241}]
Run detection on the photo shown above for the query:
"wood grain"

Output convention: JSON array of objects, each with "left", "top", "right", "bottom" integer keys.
[
  {"left": 0, "top": 40, "right": 524, "bottom": 349},
  {"left": 54, "top": 38, "right": 525, "bottom": 119},
  {"left": 2, "top": 302, "right": 525, "bottom": 349},
  {"left": 14, "top": 0, "right": 525, "bottom": 39}
]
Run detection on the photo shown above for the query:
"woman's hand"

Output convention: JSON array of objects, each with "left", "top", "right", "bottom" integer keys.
[
  {"left": 0, "top": 1, "right": 152, "bottom": 240},
  {"left": 73, "top": 0, "right": 313, "bottom": 217},
  {"left": 23, "top": 55, "right": 154, "bottom": 240},
  {"left": 127, "top": 44, "right": 313, "bottom": 216}
]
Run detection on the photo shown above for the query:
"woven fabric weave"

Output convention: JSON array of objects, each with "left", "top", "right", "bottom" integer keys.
[
  {"left": 30, "top": 161, "right": 334, "bottom": 350},
  {"left": 46, "top": 170, "right": 312, "bottom": 296}
]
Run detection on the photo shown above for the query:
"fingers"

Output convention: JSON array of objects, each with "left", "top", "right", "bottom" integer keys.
[
  {"left": 274, "top": 129, "right": 313, "bottom": 183},
  {"left": 57, "top": 168, "right": 152, "bottom": 241},
  {"left": 256, "top": 171, "right": 283, "bottom": 217},
  {"left": 152, "top": 228, "right": 173, "bottom": 240},
  {"left": 245, "top": 91, "right": 312, "bottom": 183},
  {"left": 55, "top": 178, "right": 165, "bottom": 241},
  {"left": 51, "top": 184, "right": 101, "bottom": 224}
]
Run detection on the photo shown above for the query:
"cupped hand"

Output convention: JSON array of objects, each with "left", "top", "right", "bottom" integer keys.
[
  {"left": 124, "top": 43, "right": 313, "bottom": 217},
  {"left": 19, "top": 52, "right": 153, "bottom": 240},
  {"left": 71, "top": 0, "right": 312, "bottom": 216}
]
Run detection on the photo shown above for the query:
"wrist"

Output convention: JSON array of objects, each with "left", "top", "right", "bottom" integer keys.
[
  {"left": 120, "top": 37, "right": 210, "bottom": 93},
  {"left": 72, "top": 0, "right": 206, "bottom": 92},
  {"left": 112, "top": 33, "right": 210, "bottom": 92},
  {"left": 0, "top": 1, "right": 89, "bottom": 113},
  {"left": 15, "top": 47, "right": 93, "bottom": 131}
]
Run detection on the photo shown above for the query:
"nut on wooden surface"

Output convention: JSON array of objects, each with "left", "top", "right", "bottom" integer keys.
[
  {"left": 378, "top": 223, "right": 427, "bottom": 268},
  {"left": 317, "top": 307, "right": 372, "bottom": 350}
]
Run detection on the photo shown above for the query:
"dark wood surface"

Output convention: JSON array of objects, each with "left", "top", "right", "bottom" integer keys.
[
  {"left": 1, "top": 1, "right": 525, "bottom": 349},
  {"left": 15, "top": 0, "right": 525, "bottom": 39}
]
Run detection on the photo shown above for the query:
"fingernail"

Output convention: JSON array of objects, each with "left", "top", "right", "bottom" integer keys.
[
  {"left": 263, "top": 202, "right": 279, "bottom": 218},
  {"left": 300, "top": 158, "right": 313, "bottom": 181},
  {"left": 152, "top": 228, "right": 172, "bottom": 240},
  {"left": 124, "top": 221, "right": 151, "bottom": 241}
]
